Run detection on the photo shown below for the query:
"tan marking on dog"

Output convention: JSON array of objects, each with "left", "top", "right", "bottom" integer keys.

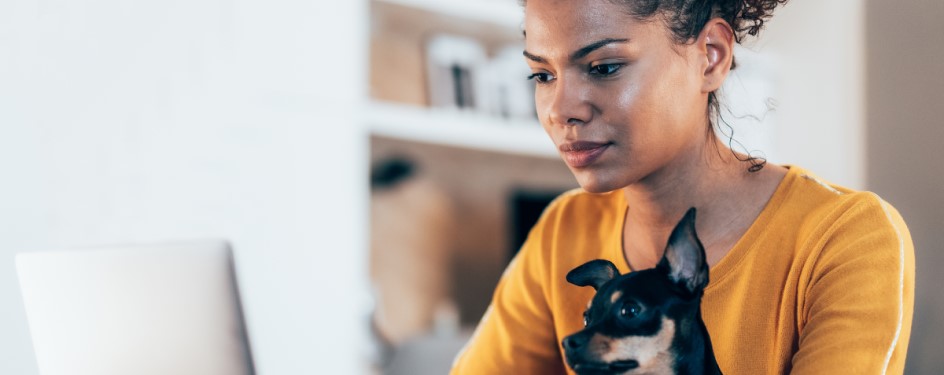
[
  {"left": 589, "top": 317, "right": 676, "bottom": 375},
  {"left": 610, "top": 291, "right": 622, "bottom": 304}
]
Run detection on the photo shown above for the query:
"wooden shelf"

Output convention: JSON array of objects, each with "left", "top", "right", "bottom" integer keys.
[
  {"left": 374, "top": 0, "right": 524, "bottom": 30},
  {"left": 366, "top": 101, "right": 558, "bottom": 159}
]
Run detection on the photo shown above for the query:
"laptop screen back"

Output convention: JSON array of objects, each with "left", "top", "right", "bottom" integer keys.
[{"left": 16, "top": 240, "right": 255, "bottom": 375}]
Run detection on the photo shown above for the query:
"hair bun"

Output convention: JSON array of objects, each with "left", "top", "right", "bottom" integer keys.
[{"left": 719, "top": 0, "right": 790, "bottom": 42}]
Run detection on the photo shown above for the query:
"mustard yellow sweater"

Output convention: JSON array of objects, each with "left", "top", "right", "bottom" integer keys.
[{"left": 450, "top": 166, "right": 914, "bottom": 374}]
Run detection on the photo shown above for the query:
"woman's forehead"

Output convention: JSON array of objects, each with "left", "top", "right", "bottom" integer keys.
[
  {"left": 523, "top": 0, "right": 664, "bottom": 54},
  {"left": 524, "top": 0, "right": 630, "bottom": 37}
]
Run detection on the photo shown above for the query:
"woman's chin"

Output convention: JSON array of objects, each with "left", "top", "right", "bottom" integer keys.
[{"left": 573, "top": 172, "right": 624, "bottom": 194}]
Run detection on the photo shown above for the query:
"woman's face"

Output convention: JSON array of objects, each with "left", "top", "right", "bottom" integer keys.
[{"left": 524, "top": 0, "right": 712, "bottom": 193}]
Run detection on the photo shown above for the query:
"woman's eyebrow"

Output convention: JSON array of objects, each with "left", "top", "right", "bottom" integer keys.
[
  {"left": 522, "top": 38, "right": 630, "bottom": 64},
  {"left": 571, "top": 38, "right": 629, "bottom": 61},
  {"left": 523, "top": 50, "right": 547, "bottom": 63}
]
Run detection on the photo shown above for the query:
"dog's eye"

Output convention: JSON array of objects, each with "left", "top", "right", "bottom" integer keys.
[
  {"left": 620, "top": 303, "right": 641, "bottom": 319},
  {"left": 582, "top": 311, "right": 589, "bottom": 327}
]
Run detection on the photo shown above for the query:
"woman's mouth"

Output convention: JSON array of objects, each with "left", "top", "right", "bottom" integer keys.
[{"left": 559, "top": 141, "right": 611, "bottom": 168}]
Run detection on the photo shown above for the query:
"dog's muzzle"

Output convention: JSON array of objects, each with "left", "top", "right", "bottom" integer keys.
[
  {"left": 564, "top": 332, "right": 639, "bottom": 373},
  {"left": 571, "top": 360, "right": 640, "bottom": 374}
]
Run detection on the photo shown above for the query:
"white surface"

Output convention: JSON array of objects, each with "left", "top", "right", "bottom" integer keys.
[
  {"left": 754, "top": 0, "right": 865, "bottom": 188},
  {"left": 0, "top": 0, "right": 370, "bottom": 374},
  {"left": 717, "top": 45, "right": 780, "bottom": 163},
  {"left": 16, "top": 241, "right": 254, "bottom": 375},
  {"left": 367, "top": 101, "right": 557, "bottom": 158}
]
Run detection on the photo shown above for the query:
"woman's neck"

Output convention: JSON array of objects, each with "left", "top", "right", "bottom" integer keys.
[{"left": 620, "top": 137, "right": 786, "bottom": 270}]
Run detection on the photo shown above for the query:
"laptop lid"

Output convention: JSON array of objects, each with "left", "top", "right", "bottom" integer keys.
[{"left": 16, "top": 240, "right": 255, "bottom": 375}]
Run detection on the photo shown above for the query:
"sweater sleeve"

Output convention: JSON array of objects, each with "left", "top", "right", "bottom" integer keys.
[
  {"left": 791, "top": 195, "right": 915, "bottom": 374},
  {"left": 449, "top": 210, "right": 566, "bottom": 375}
]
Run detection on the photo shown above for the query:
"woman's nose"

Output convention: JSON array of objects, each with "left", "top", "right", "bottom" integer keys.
[{"left": 546, "top": 78, "right": 592, "bottom": 127}]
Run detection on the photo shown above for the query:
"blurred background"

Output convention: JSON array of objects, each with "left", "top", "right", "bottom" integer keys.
[{"left": 1, "top": 0, "right": 941, "bottom": 374}]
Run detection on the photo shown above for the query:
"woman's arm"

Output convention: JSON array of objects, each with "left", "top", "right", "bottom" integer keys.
[
  {"left": 449, "top": 229, "right": 567, "bottom": 374},
  {"left": 791, "top": 196, "right": 915, "bottom": 374}
]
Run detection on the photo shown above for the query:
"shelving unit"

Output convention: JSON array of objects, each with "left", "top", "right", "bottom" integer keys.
[
  {"left": 366, "top": 101, "right": 556, "bottom": 158},
  {"left": 367, "top": 0, "right": 551, "bottom": 158}
]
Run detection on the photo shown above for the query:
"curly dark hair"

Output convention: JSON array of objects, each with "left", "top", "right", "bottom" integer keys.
[
  {"left": 613, "top": 0, "right": 788, "bottom": 44},
  {"left": 520, "top": 0, "right": 788, "bottom": 45}
]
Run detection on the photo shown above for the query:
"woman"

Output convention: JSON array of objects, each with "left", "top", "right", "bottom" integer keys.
[{"left": 450, "top": 0, "right": 914, "bottom": 374}]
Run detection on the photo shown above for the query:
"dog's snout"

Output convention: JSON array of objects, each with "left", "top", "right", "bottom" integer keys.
[{"left": 563, "top": 334, "right": 587, "bottom": 350}]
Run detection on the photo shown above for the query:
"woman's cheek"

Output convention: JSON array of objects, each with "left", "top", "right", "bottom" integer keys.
[
  {"left": 613, "top": 84, "right": 639, "bottom": 112},
  {"left": 609, "top": 79, "right": 648, "bottom": 125},
  {"left": 535, "top": 89, "right": 554, "bottom": 128}
]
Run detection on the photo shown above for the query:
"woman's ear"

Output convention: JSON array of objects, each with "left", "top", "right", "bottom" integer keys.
[{"left": 699, "top": 18, "right": 735, "bottom": 93}]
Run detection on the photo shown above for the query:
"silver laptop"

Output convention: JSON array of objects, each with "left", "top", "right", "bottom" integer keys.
[{"left": 16, "top": 240, "right": 255, "bottom": 375}]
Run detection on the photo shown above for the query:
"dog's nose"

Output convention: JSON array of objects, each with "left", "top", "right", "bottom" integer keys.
[{"left": 562, "top": 334, "right": 587, "bottom": 350}]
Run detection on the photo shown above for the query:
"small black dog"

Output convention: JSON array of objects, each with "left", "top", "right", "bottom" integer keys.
[{"left": 562, "top": 208, "right": 722, "bottom": 375}]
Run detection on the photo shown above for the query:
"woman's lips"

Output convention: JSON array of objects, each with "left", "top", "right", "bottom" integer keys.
[{"left": 559, "top": 141, "right": 611, "bottom": 168}]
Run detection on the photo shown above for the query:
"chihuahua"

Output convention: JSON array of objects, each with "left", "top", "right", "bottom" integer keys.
[{"left": 562, "top": 208, "right": 722, "bottom": 375}]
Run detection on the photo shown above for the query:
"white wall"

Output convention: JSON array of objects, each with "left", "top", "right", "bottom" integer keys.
[
  {"left": 0, "top": 0, "right": 369, "bottom": 374},
  {"left": 726, "top": 0, "right": 865, "bottom": 189}
]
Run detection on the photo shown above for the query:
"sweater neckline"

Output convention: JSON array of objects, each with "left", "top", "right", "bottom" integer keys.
[{"left": 608, "top": 165, "right": 801, "bottom": 290}]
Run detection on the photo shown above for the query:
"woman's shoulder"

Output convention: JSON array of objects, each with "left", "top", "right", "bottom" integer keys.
[
  {"left": 780, "top": 166, "right": 905, "bottom": 226},
  {"left": 775, "top": 165, "right": 911, "bottom": 258}
]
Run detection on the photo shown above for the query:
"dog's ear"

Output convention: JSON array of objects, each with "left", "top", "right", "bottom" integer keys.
[
  {"left": 567, "top": 259, "right": 619, "bottom": 290},
  {"left": 657, "top": 208, "right": 709, "bottom": 296}
]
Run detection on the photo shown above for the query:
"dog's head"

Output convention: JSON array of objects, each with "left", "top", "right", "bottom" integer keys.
[{"left": 562, "top": 208, "right": 709, "bottom": 375}]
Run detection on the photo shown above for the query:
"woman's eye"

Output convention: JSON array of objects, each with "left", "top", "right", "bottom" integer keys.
[
  {"left": 526, "top": 72, "right": 554, "bottom": 84},
  {"left": 590, "top": 63, "right": 622, "bottom": 77},
  {"left": 620, "top": 303, "right": 641, "bottom": 319}
]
